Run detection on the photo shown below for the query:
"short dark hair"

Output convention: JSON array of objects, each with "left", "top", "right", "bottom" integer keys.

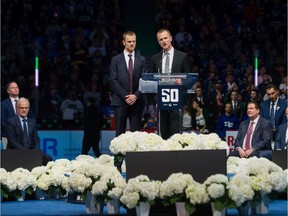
[
  {"left": 266, "top": 84, "right": 277, "bottom": 91},
  {"left": 6, "top": 81, "right": 17, "bottom": 90},
  {"left": 247, "top": 100, "right": 260, "bottom": 110},
  {"left": 122, "top": 31, "right": 136, "bottom": 40}
]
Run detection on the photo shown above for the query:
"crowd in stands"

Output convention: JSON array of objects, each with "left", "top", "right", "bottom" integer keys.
[{"left": 1, "top": 0, "right": 287, "bottom": 135}]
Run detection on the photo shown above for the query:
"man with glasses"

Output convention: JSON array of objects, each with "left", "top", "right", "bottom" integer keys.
[{"left": 5, "top": 97, "right": 52, "bottom": 165}]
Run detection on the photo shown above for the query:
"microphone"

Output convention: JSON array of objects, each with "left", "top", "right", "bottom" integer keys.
[{"left": 158, "top": 51, "right": 164, "bottom": 74}]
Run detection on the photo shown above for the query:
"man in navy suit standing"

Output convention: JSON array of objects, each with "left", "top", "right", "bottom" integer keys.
[
  {"left": 1, "top": 81, "right": 34, "bottom": 143},
  {"left": 5, "top": 97, "right": 52, "bottom": 165},
  {"left": 150, "top": 28, "right": 191, "bottom": 139},
  {"left": 259, "top": 84, "right": 287, "bottom": 158},
  {"left": 260, "top": 84, "right": 287, "bottom": 134},
  {"left": 110, "top": 31, "right": 147, "bottom": 137},
  {"left": 228, "top": 101, "right": 273, "bottom": 158}
]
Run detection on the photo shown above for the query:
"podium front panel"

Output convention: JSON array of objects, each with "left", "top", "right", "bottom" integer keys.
[
  {"left": 126, "top": 150, "right": 227, "bottom": 183},
  {"left": 0, "top": 149, "right": 42, "bottom": 171},
  {"left": 157, "top": 85, "right": 183, "bottom": 110}
]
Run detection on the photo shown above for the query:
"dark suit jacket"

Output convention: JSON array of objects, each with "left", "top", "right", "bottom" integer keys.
[
  {"left": 274, "top": 122, "right": 287, "bottom": 150},
  {"left": 149, "top": 49, "right": 191, "bottom": 80},
  {"left": 234, "top": 116, "right": 273, "bottom": 151},
  {"left": 6, "top": 116, "right": 40, "bottom": 149},
  {"left": 1, "top": 98, "right": 34, "bottom": 137},
  {"left": 260, "top": 98, "right": 287, "bottom": 131},
  {"left": 110, "top": 52, "right": 147, "bottom": 106}
]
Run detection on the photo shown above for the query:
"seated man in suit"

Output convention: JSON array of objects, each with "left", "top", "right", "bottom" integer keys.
[
  {"left": 5, "top": 97, "right": 52, "bottom": 165},
  {"left": 228, "top": 101, "right": 273, "bottom": 159},
  {"left": 274, "top": 107, "right": 288, "bottom": 150}
]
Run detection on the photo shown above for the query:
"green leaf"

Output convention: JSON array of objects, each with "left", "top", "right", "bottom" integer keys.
[{"left": 185, "top": 203, "right": 196, "bottom": 215}]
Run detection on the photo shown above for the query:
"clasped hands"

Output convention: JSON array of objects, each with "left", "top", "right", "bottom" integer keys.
[
  {"left": 125, "top": 94, "right": 137, "bottom": 105},
  {"left": 238, "top": 147, "right": 253, "bottom": 158}
]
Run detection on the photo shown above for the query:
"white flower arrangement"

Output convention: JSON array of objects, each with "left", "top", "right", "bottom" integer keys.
[
  {"left": 91, "top": 166, "right": 126, "bottom": 203},
  {"left": 0, "top": 168, "right": 17, "bottom": 198},
  {"left": 228, "top": 173, "right": 254, "bottom": 203},
  {"left": 185, "top": 181, "right": 210, "bottom": 214},
  {"left": 120, "top": 175, "right": 161, "bottom": 209},
  {"left": 109, "top": 131, "right": 229, "bottom": 155},
  {"left": 68, "top": 173, "right": 92, "bottom": 193},
  {"left": 10, "top": 168, "right": 37, "bottom": 198},
  {"left": 159, "top": 173, "right": 195, "bottom": 205},
  {"left": 227, "top": 156, "right": 287, "bottom": 200},
  {"left": 204, "top": 174, "right": 229, "bottom": 211}
]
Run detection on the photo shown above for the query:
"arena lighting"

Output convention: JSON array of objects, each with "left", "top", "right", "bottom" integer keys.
[
  {"left": 35, "top": 56, "right": 39, "bottom": 86},
  {"left": 254, "top": 50, "right": 258, "bottom": 87}
]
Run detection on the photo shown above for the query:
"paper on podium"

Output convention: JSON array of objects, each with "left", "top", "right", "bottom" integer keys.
[{"left": 139, "top": 78, "right": 158, "bottom": 93}]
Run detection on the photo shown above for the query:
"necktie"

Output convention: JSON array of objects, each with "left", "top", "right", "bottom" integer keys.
[
  {"left": 270, "top": 102, "right": 275, "bottom": 127},
  {"left": 128, "top": 54, "right": 133, "bottom": 93},
  {"left": 245, "top": 121, "right": 254, "bottom": 150},
  {"left": 164, "top": 52, "right": 170, "bottom": 73},
  {"left": 14, "top": 99, "right": 18, "bottom": 114},
  {"left": 22, "top": 119, "right": 28, "bottom": 136}
]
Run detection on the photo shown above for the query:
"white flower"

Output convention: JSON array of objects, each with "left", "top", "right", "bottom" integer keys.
[
  {"left": 228, "top": 173, "right": 254, "bottom": 202},
  {"left": 91, "top": 167, "right": 125, "bottom": 201},
  {"left": 120, "top": 175, "right": 160, "bottom": 209},
  {"left": 226, "top": 184, "right": 244, "bottom": 206},
  {"left": 160, "top": 173, "right": 194, "bottom": 200},
  {"left": 69, "top": 173, "right": 92, "bottom": 193},
  {"left": 0, "top": 168, "right": 17, "bottom": 192},
  {"left": 10, "top": 168, "right": 37, "bottom": 192},
  {"left": 185, "top": 182, "right": 209, "bottom": 205},
  {"left": 204, "top": 174, "right": 228, "bottom": 200}
]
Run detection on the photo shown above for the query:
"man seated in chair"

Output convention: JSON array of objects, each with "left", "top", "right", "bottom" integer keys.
[
  {"left": 228, "top": 101, "right": 273, "bottom": 159},
  {"left": 5, "top": 97, "right": 52, "bottom": 165}
]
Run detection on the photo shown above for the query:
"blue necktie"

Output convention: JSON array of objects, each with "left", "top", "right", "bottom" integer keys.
[
  {"left": 22, "top": 119, "right": 28, "bottom": 136},
  {"left": 270, "top": 102, "right": 275, "bottom": 128}
]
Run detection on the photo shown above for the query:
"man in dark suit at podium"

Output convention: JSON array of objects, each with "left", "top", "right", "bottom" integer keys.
[
  {"left": 150, "top": 28, "right": 191, "bottom": 139},
  {"left": 5, "top": 97, "right": 52, "bottom": 165}
]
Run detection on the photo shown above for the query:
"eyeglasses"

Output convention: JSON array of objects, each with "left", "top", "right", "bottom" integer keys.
[{"left": 18, "top": 107, "right": 29, "bottom": 110}]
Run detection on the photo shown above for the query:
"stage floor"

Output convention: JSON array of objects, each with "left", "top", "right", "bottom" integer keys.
[{"left": 1, "top": 199, "right": 287, "bottom": 216}]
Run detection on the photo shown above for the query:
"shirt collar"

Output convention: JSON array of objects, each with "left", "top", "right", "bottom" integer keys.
[
  {"left": 251, "top": 115, "right": 260, "bottom": 125},
  {"left": 124, "top": 50, "right": 135, "bottom": 57}
]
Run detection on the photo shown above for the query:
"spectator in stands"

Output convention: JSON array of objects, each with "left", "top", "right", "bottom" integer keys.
[
  {"left": 258, "top": 73, "right": 273, "bottom": 100},
  {"left": 60, "top": 90, "right": 84, "bottom": 128},
  {"left": 222, "top": 72, "right": 238, "bottom": 95},
  {"left": 271, "top": 65, "right": 286, "bottom": 91},
  {"left": 5, "top": 97, "right": 52, "bottom": 165},
  {"left": 228, "top": 101, "right": 273, "bottom": 159},
  {"left": 229, "top": 90, "right": 245, "bottom": 122},
  {"left": 208, "top": 80, "right": 225, "bottom": 132},
  {"left": 182, "top": 105, "right": 192, "bottom": 131},
  {"left": 249, "top": 89, "right": 262, "bottom": 104},
  {"left": 191, "top": 99, "right": 209, "bottom": 134},
  {"left": 216, "top": 102, "right": 239, "bottom": 140},
  {"left": 279, "top": 76, "right": 288, "bottom": 101},
  {"left": 82, "top": 97, "right": 104, "bottom": 157}
]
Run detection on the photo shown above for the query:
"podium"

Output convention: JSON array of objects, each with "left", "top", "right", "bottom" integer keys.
[{"left": 140, "top": 73, "right": 199, "bottom": 136}]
